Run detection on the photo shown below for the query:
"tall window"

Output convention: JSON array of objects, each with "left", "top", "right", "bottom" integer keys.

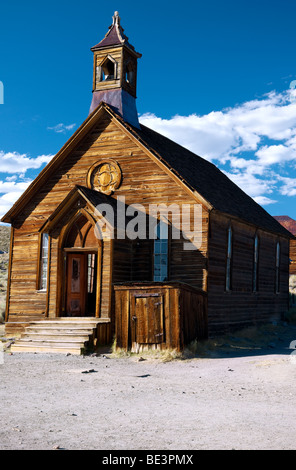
[
  {"left": 253, "top": 234, "right": 259, "bottom": 292},
  {"left": 87, "top": 253, "right": 96, "bottom": 294},
  {"left": 225, "top": 226, "right": 232, "bottom": 292},
  {"left": 275, "top": 242, "right": 280, "bottom": 293},
  {"left": 39, "top": 233, "right": 49, "bottom": 291},
  {"left": 153, "top": 221, "right": 169, "bottom": 282}
]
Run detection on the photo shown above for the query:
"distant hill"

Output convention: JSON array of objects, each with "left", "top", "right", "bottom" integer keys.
[
  {"left": 0, "top": 253, "right": 8, "bottom": 321},
  {"left": 0, "top": 226, "right": 10, "bottom": 321},
  {"left": 273, "top": 216, "right": 296, "bottom": 236},
  {"left": 0, "top": 225, "right": 11, "bottom": 252}
]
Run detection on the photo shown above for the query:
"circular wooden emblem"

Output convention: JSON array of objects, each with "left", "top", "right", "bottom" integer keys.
[{"left": 87, "top": 159, "right": 122, "bottom": 195}]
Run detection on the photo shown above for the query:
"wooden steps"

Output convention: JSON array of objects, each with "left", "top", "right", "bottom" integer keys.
[{"left": 10, "top": 318, "right": 105, "bottom": 355}]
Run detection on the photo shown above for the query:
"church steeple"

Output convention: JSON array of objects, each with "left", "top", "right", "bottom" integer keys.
[{"left": 89, "top": 12, "right": 142, "bottom": 128}]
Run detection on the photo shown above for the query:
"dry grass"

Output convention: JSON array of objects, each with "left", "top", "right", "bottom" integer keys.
[{"left": 110, "top": 338, "right": 183, "bottom": 362}]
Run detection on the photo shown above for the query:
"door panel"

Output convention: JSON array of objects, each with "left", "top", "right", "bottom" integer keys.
[
  {"left": 66, "top": 254, "right": 86, "bottom": 316},
  {"left": 131, "top": 293, "right": 164, "bottom": 345}
]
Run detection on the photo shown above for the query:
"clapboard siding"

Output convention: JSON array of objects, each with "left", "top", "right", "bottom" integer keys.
[
  {"left": 290, "top": 240, "right": 296, "bottom": 275},
  {"left": 207, "top": 211, "right": 289, "bottom": 336}
]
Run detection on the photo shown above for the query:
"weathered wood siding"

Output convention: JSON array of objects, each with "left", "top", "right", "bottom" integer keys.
[
  {"left": 207, "top": 211, "right": 289, "bottom": 336},
  {"left": 290, "top": 239, "right": 296, "bottom": 275}
]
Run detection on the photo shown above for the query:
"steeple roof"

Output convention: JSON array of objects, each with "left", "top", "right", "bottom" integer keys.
[{"left": 91, "top": 11, "right": 138, "bottom": 53}]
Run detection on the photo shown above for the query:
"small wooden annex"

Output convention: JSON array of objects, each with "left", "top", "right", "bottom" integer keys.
[{"left": 2, "top": 12, "right": 293, "bottom": 354}]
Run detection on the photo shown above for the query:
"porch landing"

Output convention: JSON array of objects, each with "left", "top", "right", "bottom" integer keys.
[{"left": 10, "top": 318, "right": 112, "bottom": 355}]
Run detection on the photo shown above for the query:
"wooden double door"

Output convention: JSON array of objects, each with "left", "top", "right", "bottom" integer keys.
[{"left": 66, "top": 252, "right": 98, "bottom": 317}]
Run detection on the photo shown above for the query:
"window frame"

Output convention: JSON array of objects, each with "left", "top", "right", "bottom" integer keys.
[
  {"left": 96, "top": 55, "right": 118, "bottom": 86},
  {"left": 153, "top": 220, "right": 170, "bottom": 282},
  {"left": 275, "top": 241, "right": 281, "bottom": 294},
  {"left": 225, "top": 225, "right": 233, "bottom": 292},
  {"left": 252, "top": 233, "right": 259, "bottom": 293},
  {"left": 37, "top": 232, "right": 50, "bottom": 292}
]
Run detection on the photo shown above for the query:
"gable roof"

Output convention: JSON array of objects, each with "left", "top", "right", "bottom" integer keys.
[
  {"left": 1, "top": 101, "right": 293, "bottom": 239},
  {"left": 40, "top": 185, "right": 116, "bottom": 233}
]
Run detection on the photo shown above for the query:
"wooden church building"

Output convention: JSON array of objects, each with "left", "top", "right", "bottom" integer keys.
[{"left": 2, "top": 12, "right": 293, "bottom": 354}]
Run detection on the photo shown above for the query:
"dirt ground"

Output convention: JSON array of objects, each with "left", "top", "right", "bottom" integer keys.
[{"left": 1, "top": 322, "right": 296, "bottom": 451}]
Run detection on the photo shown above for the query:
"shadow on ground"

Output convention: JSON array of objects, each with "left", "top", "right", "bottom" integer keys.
[{"left": 183, "top": 322, "right": 296, "bottom": 360}]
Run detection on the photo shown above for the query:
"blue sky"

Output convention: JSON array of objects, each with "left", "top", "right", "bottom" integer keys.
[{"left": 1, "top": 0, "right": 296, "bottom": 221}]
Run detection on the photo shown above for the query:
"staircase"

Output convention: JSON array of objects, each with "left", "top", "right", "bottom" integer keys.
[{"left": 10, "top": 318, "right": 105, "bottom": 355}]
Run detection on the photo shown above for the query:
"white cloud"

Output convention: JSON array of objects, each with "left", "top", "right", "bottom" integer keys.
[
  {"left": 278, "top": 176, "right": 296, "bottom": 197},
  {"left": 223, "top": 170, "right": 276, "bottom": 199},
  {"left": 253, "top": 196, "right": 278, "bottom": 206},
  {"left": 5, "top": 175, "right": 17, "bottom": 182},
  {"left": 0, "top": 151, "right": 53, "bottom": 174},
  {"left": 0, "top": 152, "right": 54, "bottom": 221},
  {"left": 47, "top": 123, "right": 76, "bottom": 134},
  {"left": 0, "top": 180, "right": 32, "bottom": 220},
  {"left": 255, "top": 144, "right": 296, "bottom": 166}
]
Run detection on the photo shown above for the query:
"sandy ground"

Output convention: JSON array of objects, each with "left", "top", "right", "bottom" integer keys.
[{"left": 1, "top": 323, "right": 296, "bottom": 451}]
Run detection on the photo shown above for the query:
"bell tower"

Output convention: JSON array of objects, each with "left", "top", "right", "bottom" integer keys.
[{"left": 89, "top": 12, "right": 142, "bottom": 128}]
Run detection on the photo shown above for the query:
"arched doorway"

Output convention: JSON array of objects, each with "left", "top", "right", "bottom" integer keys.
[{"left": 62, "top": 214, "right": 101, "bottom": 317}]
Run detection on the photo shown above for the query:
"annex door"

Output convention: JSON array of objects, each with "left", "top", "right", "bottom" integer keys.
[{"left": 130, "top": 293, "right": 164, "bottom": 351}]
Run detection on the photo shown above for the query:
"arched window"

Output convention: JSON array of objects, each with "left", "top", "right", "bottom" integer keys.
[
  {"left": 64, "top": 215, "right": 97, "bottom": 249},
  {"left": 253, "top": 234, "right": 259, "bottom": 292},
  {"left": 153, "top": 220, "right": 169, "bottom": 282},
  {"left": 225, "top": 226, "right": 232, "bottom": 292}
]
